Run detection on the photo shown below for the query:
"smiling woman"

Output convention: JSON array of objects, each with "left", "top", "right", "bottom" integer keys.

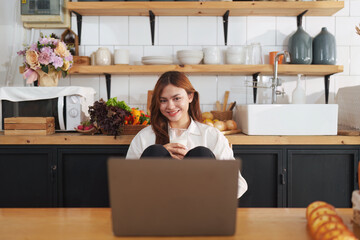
[{"left": 126, "top": 71, "right": 248, "bottom": 199}]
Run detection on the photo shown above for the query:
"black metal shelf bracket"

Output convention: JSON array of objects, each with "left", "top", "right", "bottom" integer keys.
[
  {"left": 104, "top": 73, "right": 111, "bottom": 100},
  {"left": 324, "top": 74, "right": 332, "bottom": 104},
  {"left": 149, "top": 10, "right": 155, "bottom": 46},
  {"left": 223, "top": 10, "right": 230, "bottom": 46},
  {"left": 297, "top": 10, "right": 308, "bottom": 27},
  {"left": 252, "top": 72, "right": 260, "bottom": 104},
  {"left": 72, "top": 11, "right": 83, "bottom": 45}
]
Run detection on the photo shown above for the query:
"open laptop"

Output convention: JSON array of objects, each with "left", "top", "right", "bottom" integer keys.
[{"left": 107, "top": 158, "right": 239, "bottom": 237}]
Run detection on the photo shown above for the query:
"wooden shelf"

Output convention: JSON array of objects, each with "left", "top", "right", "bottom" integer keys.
[
  {"left": 67, "top": 1, "right": 344, "bottom": 17},
  {"left": 69, "top": 64, "right": 344, "bottom": 76}
]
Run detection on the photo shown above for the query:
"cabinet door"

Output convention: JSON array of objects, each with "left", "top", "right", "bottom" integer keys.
[
  {"left": 233, "top": 146, "right": 284, "bottom": 207},
  {"left": 0, "top": 146, "right": 55, "bottom": 207},
  {"left": 57, "top": 146, "right": 129, "bottom": 207},
  {"left": 287, "top": 147, "right": 358, "bottom": 208}
]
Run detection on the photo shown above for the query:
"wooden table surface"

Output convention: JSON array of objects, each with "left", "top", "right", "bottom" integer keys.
[
  {"left": 1, "top": 132, "right": 360, "bottom": 145},
  {"left": 0, "top": 208, "right": 358, "bottom": 240}
]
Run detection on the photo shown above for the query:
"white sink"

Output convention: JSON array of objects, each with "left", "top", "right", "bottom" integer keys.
[{"left": 236, "top": 104, "right": 338, "bottom": 135}]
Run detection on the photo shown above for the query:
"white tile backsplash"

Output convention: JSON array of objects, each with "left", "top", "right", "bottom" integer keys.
[
  {"left": 14, "top": 4, "right": 358, "bottom": 108},
  {"left": 188, "top": 75, "right": 217, "bottom": 104},
  {"left": 247, "top": 17, "right": 276, "bottom": 46},
  {"left": 336, "top": 17, "right": 360, "bottom": 46},
  {"left": 108, "top": 75, "right": 130, "bottom": 102},
  {"left": 71, "top": 75, "right": 101, "bottom": 100},
  {"left": 99, "top": 16, "right": 129, "bottom": 45},
  {"left": 129, "top": 76, "right": 158, "bottom": 104},
  {"left": 337, "top": 46, "right": 350, "bottom": 75},
  {"left": 80, "top": 16, "right": 100, "bottom": 46},
  {"left": 159, "top": 16, "right": 188, "bottom": 46},
  {"left": 305, "top": 17, "right": 335, "bottom": 38},
  {"left": 217, "top": 76, "right": 248, "bottom": 105},
  {"left": 276, "top": 17, "right": 297, "bottom": 46},
  {"left": 217, "top": 16, "right": 247, "bottom": 46},
  {"left": 129, "top": 16, "right": 157, "bottom": 46},
  {"left": 350, "top": 46, "right": 360, "bottom": 75},
  {"left": 188, "top": 17, "right": 218, "bottom": 46},
  {"left": 350, "top": 0, "right": 360, "bottom": 17},
  {"left": 143, "top": 46, "right": 174, "bottom": 58}
]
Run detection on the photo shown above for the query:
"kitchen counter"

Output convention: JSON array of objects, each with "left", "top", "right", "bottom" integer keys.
[
  {"left": 1, "top": 131, "right": 360, "bottom": 145},
  {"left": 0, "top": 208, "right": 357, "bottom": 240}
]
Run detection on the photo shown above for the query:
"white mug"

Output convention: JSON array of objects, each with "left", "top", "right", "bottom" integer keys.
[
  {"left": 114, "top": 49, "right": 129, "bottom": 65},
  {"left": 203, "top": 47, "right": 220, "bottom": 64}
]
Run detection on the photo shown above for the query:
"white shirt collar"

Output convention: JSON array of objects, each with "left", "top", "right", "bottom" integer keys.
[{"left": 187, "top": 118, "right": 201, "bottom": 136}]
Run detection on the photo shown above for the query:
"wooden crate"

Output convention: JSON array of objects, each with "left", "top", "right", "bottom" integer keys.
[
  {"left": 4, "top": 117, "right": 55, "bottom": 135},
  {"left": 73, "top": 56, "right": 90, "bottom": 65}
]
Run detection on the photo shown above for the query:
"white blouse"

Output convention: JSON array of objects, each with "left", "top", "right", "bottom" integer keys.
[{"left": 126, "top": 119, "right": 248, "bottom": 198}]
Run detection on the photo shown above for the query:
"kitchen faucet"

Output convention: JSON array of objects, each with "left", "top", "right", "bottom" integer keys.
[{"left": 271, "top": 51, "right": 291, "bottom": 104}]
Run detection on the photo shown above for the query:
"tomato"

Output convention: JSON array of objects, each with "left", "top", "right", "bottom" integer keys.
[{"left": 125, "top": 115, "right": 133, "bottom": 125}]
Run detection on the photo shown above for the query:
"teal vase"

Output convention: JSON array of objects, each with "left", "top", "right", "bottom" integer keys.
[
  {"left": 288, "top": 26, "right": 313, "bottom": 64},
  {"left": 313, "top": 27, "right": 336, "bottom": 65}
]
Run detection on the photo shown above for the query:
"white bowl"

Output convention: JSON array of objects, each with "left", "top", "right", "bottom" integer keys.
[
  {"left": 226, "top": 47, "right": 243, "bottom": 54},
  {"left": 177, "top": 50, "right": 203, "bottom": 58},
  {"left": 226, "top": 55, "right": 242, "bottom": 64},
  {"left": 178, "top": 56, "right": 203, "bottom": 65}
]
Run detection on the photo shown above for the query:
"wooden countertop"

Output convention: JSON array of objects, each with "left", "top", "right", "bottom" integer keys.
[
  {"left": 0, "top": 208, "right": 357, "bottom": 240},
  {"left": 1, "top": 132, "right": 360, "bottom": 145}
]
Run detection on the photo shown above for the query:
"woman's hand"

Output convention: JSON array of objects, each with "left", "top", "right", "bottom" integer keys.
[{"left": 163, "top": 143, "right": 188, "bottom": 160}]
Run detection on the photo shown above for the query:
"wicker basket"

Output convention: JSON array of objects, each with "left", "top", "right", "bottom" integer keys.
[
  {"left": 120, "top": 125, "right": 148, "bottom": 135},
  {"left": 210, "top": 111, "right": 233, "bottom": 121}
]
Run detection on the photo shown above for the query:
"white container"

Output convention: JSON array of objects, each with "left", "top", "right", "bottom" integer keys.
[
  {"left": 236, "top": 104, "right": 338, "bottom": 135},
  {"left": 114, "top": 49, "right": 129, "bottom": 65},
  {"left": 203, "top": 47, "right": 220, "bottom": 64},
  {"left": 95, "top": 47, "right": 111, "bottom": 66},
  {"left": 292, "top": 74, "right": 306, "bottom": 104}
]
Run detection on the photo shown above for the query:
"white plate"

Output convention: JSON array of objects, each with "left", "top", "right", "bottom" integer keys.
[
  {"left": 142, "top": 59, "right": 173, "bottom": 65},
  {"left": 142, "top": 56, "right": 172, "bottom": 61}
]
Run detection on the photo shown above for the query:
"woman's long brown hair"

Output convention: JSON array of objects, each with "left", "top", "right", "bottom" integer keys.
[{"left": 150, "top": 71, "right": 202, "bottom": 145}]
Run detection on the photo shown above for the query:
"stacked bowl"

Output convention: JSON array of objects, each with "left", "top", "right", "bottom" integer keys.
[
  {"left": 177, "top": 50, "right": 203, "bottom": 65},
  {"left": 226, "top": 47, "right": 244, "bottom": 64}
]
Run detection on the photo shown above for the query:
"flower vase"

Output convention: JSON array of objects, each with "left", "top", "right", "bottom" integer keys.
[{"left": 37, "top": 70, "right": 60, "bottom": 87}]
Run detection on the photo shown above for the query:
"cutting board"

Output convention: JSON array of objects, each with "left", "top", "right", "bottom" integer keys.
[
  {"left": 221, "top": 129, "right": 242, "bottom": 135},
  {"left": 337, "top": 129, "right": 360, "bottom": 136}
]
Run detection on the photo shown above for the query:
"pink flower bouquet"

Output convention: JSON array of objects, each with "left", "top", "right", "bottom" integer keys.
[{"left": 18, "top": 34, "right": 73, "bottom": 84}]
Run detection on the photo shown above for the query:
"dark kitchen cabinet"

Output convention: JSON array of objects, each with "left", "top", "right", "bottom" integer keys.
[
  {"left": 57, "top": 146, "right": 129, "bottom": 207},
  {"left": 234, "top": 145, "right": 359, "bottom": 208},
  {"left": 286, "top": 147, "right": 358, "bottom": 208},
  {"left": 0, "top": 146, "right": 55, "bottom": 207},
  {"left": 0, "top": 144, "right": 358, "bottom": 208},
  {"left": 232, "top": 146, "right": 284, "bottom": 207}
]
